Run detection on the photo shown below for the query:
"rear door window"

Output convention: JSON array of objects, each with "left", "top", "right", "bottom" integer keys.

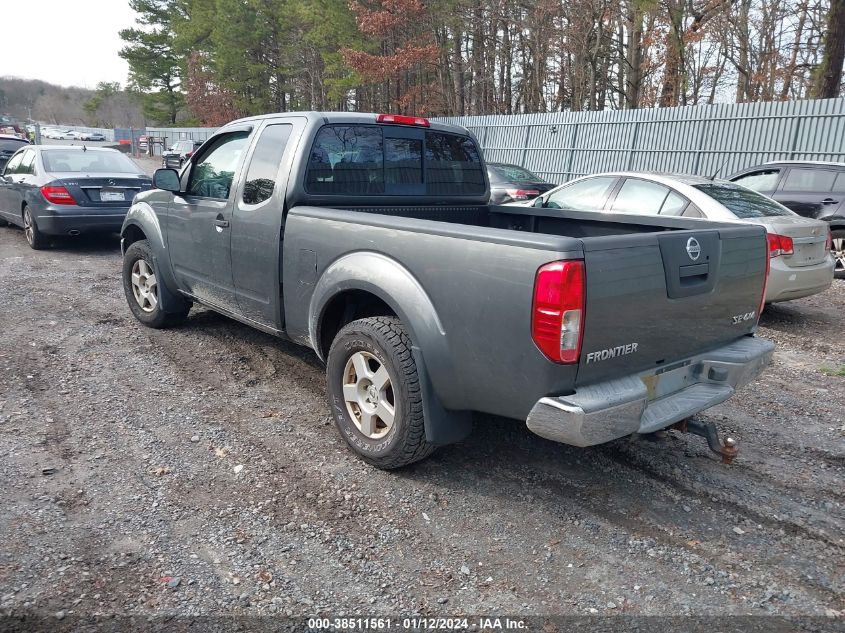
[
  {"left": 732, "top": 169, "right": 780, "bottom": 192},
  {"left": 242, "top": 124, "right": 292, "bottom": 205},
  {"left": 545, "top": 176, "right": 616, "bottom": 211},
  {"left": 19, "top": 150, "right": 35, "bottom": 175},
  {"left": 610, "top": 178, "right": 671, "bottom": 215},
  {"left": 660, "top": 190, "right": 689, "bottom": 216},
  {"left": 834, "top": 171, "right": 845, "bottom": 192},
  {"left": 782, "top": 168, "right": 837, "bottom": 192}
]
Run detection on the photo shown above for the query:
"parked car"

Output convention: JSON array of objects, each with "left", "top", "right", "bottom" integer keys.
[
  {"left": 80, "top": 132, "right": 107, "bottom": 142},
  {"left": 0, "top": 135, "right": 30, "bottom": 171},
  {"left": 511, "top": 172, "right": 833, "bottom": 304},
  {"left": 46, "top": 129, "right": 73, "bottom": 140},
  {"left": 487, "top": 162, "right": 556, "bottom": 204},
  {"left": 65, "top": 131, "right": 85, "bottom": 140},
  {"left": 161, "top": 139, "right": 203, "bottom": 169},
  {"left": 729, "top": 161, "right": 845, "bottom": 278},
  {"left": 0, "top": 146, "right": 152, "bottom": 249},
  {"left": 118, "top": 112, "right": 773, "bottom": 469}
]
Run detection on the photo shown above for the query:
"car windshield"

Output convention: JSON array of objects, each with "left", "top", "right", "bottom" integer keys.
[
  {"left": 41, "top": 150, "right": 139, "bottom": 173},
  {"left": 490, "top": 164, "right": 540, "bottom": 182},
  {"left": 693, "top": 183, "right": 794, "bottom": 218}
]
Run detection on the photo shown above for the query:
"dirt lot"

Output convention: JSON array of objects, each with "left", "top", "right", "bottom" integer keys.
[{"left": 0, "top": 219, "right": 842, "bottom": 622}]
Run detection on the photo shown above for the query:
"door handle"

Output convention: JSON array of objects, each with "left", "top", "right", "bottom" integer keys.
[
  {"left": 822, "top": 198, "right": 839, "bottom": 205},
  {"left": 214, "top": 218, "right": 229, "bottom": 228}
]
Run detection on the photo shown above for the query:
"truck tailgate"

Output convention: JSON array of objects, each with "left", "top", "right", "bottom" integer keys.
[{"left": 576, "top": 226, "right": 767, "bottom": 386}]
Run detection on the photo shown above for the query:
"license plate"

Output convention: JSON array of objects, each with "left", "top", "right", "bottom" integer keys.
[{"left": 101, "top": 190, "right": 125, "bottom": 202}]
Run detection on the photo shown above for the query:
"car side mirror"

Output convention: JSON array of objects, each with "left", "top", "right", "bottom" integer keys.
[
  {"left": 153, "top": 168, "right": 181, "bottom": 193},
  {"left": 532, "top": 196, "right": 546, "bottom": 208}
]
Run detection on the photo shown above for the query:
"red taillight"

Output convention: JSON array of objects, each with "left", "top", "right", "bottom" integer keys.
[
  {"left": 376, "top": 113, "right": 430, "bottom": 127},
  {"left": 186, "top": 151, "right": 194, "bottom": 157},
  {"left": 766, "top": 233, "right": 793, "bottom": 258},
  {"left": 759, "top": 234, "right": 771, "bottom": 318},
  {"left": 506, "top": 188, "right": 541, "bottom": 201},
  {"left": 532, "top": 260, "right": 585, "bottom": 364},
  {"left": 40, "top": 185, "right": 76, "bottom": 205}
]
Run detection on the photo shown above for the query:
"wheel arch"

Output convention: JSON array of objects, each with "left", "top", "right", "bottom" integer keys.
[{"left": 311, "top": 252, "right": 471, "bottom": 446}]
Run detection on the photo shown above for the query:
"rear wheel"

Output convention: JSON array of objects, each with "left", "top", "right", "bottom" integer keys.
[
  {"left": 326, "top": 316, "right": 436, "bottom": 469},
  {"left": 122, "top": 239, "right": 189, "bottom": 328},
  {"left": 832, "top": 230, "right": 845, "bottom": 280},
  {"left": 23, "top": 206, "right": 48, "bottom": 250}
]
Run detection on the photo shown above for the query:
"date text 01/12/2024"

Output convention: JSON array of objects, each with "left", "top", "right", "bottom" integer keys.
[{"left": 306, "top": 617, "right": 528, "bottom": 630}]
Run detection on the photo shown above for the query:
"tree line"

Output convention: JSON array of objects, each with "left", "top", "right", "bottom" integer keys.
[{"left": 118, "top": 0, "right": 844, "bottom": 126}]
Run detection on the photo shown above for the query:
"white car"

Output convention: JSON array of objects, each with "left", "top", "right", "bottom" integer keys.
[{"left": 513, "top": 172, "right": 834, "bottom": 304}]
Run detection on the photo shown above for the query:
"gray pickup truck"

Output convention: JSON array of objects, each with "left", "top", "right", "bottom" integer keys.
[{"left": 120, "top": 112, "right": 774, "bottom": 468}]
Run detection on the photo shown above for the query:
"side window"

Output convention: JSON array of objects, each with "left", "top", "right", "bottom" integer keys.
[
  {"left": 19, "top": 150, "right": 35, "bottom": 175},
  {"left": 546, "top": 176, "right": 616, "bottom": 211},
  {"left": 187, "top": 132, "right": 249, "bottom": 199},
  {"left": 305, "top": 126, "right": 384, "bottom": 194},
  {"left": 610, "top": 178, "right": 671, "bottom": 215},
  {"left": 782, "top": 168, "right": 837, "bottom": 192},
  {"left": 4, "top": 151, "right": 23, "bottom": 175},
  {"left": 660, "top": 190, "right": 689, "bottom": 216},
  {"left": 732, "top": 169, "right": 780, "bottom": 192},
  {"left": 834, "top": 171, "right": 845, "bottom": 193},
  {"left": 242, "top": 124, "right": 292, "bottom": 205},
  {"left": 424, "top": 131, "right": 485, "bottom": 195},
  {"left": 683, "top": 204, "right": 704, "bottom": 218}
]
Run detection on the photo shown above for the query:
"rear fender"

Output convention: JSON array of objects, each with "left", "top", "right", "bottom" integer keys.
[{"left": 310, "top": 252, "right": 472, "bottom": 446}]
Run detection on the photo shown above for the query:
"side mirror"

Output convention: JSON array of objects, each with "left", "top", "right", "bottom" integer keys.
[
  {"left": 532, "top": 196, "right": 546, "bottom": 208},
  {"left": 153, "top": 168, "right": 181, "bottom": 193}
]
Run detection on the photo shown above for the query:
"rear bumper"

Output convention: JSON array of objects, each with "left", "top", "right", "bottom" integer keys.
[
  {"left": 35, "top": 209, "right": 130, "bottom": 235},
  {"left": 766, "top": 257, "right": 834, "bottom": 303},
  {"left": 526, "top": 336, "right": 774, "bottom": 447}
]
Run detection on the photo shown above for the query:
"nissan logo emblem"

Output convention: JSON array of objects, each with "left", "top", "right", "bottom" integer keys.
[
  {"left": 686, "top": 237, "right": 701, "bottom": 261},
  {"left": 108, "top": 179, "right": 115, "bottom": 186}
]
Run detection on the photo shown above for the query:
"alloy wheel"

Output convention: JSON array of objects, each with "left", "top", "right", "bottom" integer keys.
[
  {"left": 342, "top": 351, "right": 395, "bottom": 439},
  {"left": 130, "top": 259, "right": 158, "bottom": 313},
  {"left": 833, "top": 236, "right": 845, "bottom": 274},
  {"left": 23, "top": 209, "right": 34, "bottom": 246}
]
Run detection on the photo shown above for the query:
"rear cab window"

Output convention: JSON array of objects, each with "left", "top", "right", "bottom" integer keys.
[{"left": 304, "top": 125, "right": 485, "bottom": 196}]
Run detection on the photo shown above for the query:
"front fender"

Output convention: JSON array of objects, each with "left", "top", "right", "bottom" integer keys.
[{"left": 121, "top": 201, "right": 186, "bottom": 314}]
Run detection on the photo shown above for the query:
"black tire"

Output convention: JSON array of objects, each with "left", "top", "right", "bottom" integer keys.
[
  {"left": 832, "top": 229, "right": 845, "bottom": 280},
  {"left": 326, "top": 316, "right": 436, "bottom": 469},
  {"left": 0, "top": 216, "right": 8, "bottom": 227},
  {"left": 122, "top": 239, "right": 189, "bottom": 328},
  {"left": 22, "top": 205, "right": 49, "bottom": 250}
]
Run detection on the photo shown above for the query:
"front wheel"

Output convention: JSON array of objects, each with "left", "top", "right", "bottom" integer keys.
[
  {"left": 832, "top": 229, "right": 845, "bottom": 280},
  {"left": 122, "top": 239, "right": 189, "bottom": 328},
  {"left": 326, "top": 316, "right": 436, "bottom": 469}
]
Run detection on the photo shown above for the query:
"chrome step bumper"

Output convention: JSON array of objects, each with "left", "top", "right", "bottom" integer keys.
[{"left": 526, "top": 336, "right": 775, "bottom": 447}]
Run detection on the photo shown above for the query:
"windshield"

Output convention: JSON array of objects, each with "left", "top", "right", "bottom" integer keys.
[
  {"left": 693, "top": 183, "right": 794, "bottom": 218},
  {"left": 42, "top": 150, "right": 139, "bottom": 173},
  {"left": 489, "top": 164, "right": 540, "bottom": 182}
]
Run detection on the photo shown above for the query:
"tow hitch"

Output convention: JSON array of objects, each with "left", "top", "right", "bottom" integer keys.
[{"left": 672, "top": 418, "right": 738, "bottom": 464}]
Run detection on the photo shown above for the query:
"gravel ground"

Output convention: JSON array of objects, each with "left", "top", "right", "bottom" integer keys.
[{"left": 0, "top": 206, "right": 842, "bottom": 622}]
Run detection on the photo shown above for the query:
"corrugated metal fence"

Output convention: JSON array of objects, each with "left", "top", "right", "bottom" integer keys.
[
  {"left": 145, "top": 126, "right": 218, "bottom": 149},
  {"left": 435, "top": 97, "right": 845, "bottom": 183}
]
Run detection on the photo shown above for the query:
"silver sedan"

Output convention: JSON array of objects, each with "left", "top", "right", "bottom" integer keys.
[
  {"left": 512, "top": 172, "right": 834, "bottom": 304},
  {"left": 0, "top": 145, "right": 152, "bottom": 249}
]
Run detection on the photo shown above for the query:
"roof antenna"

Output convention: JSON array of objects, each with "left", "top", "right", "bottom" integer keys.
[
  {"left": 708, "top": 159, "right": 730, "bottom": 180},
  {"left": 82, "top": 145, "right": 87, "bottom": 152}
]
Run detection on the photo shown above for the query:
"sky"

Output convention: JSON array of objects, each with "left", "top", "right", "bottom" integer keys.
[{"left": 0, "top": 0, "right": 138, "bottom": 88}]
